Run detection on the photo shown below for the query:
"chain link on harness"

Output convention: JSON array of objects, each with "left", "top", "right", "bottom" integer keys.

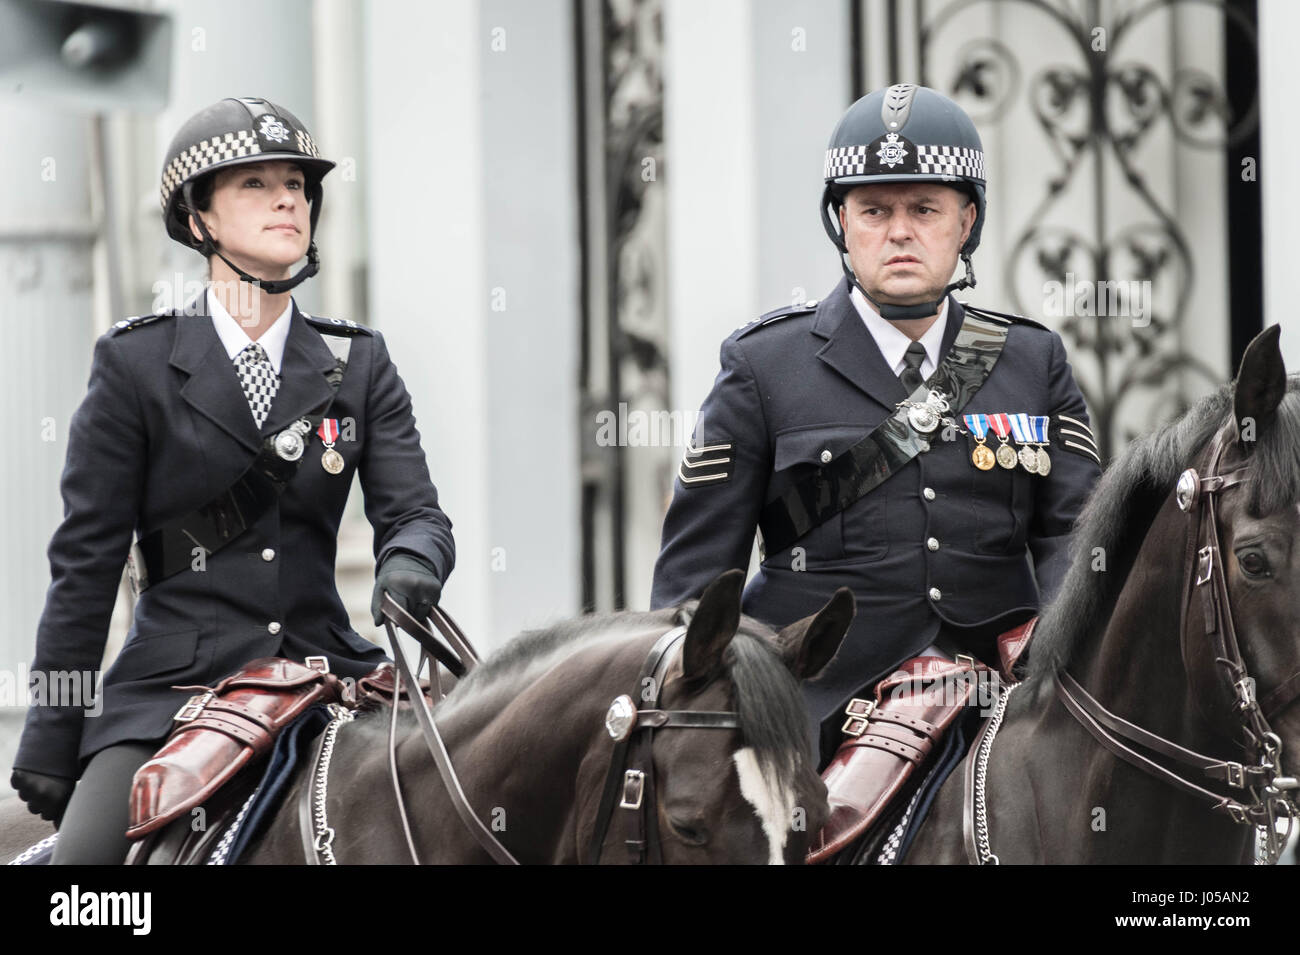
[{"left": 973, "top": 682, "right": 1017, "bottom": 865}]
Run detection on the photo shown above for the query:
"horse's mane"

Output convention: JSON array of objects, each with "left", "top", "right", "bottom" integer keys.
[
  {"left": 437, "top": 606, "right": 812, "bottom": 786},
  {"left": 1026, "top": 375, "right": 1300, "bottom": 682}
]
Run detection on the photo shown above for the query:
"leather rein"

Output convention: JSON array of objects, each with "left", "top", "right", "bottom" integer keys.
[
  {"left": 1053, "top": 424, "right": 1300, "bottom": 863},
  {"left": 307, "top": 600, "right": 741, "bottom": 864}
]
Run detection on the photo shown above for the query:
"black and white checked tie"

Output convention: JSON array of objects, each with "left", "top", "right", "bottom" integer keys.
[
  {"left": 233, "top": 342, "right": 279, "bottom": 429},
  {"left": 899, "top": 341, "right": 927, "bottom": 394}
]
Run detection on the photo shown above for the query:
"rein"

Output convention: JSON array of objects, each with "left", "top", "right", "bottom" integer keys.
[
  {"left": 305, "top": 601, "right": 741, "bottom": 864},
  {"left": 1053, "top": 424, "right": 1299, "bottom": 863}
]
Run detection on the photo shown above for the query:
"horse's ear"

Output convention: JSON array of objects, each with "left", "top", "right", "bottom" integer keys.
[
  {"left": 775, "top": 588, "right": 855, "bottom": 680},
  {"left": 681, "top": 569, "right": 745, "bottom": 680},
  {"left": 1233, "top": 325, "right": 1286, "bottom": 446}
]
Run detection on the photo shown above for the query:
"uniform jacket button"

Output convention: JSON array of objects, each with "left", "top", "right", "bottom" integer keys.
[
  {"left": 923, "top": 487, "right": 936, "bottom": 501},
  {"left": 261, "top": 548, "right": 276, "bottom": 561},
  {"left": 268, "top": 621, "right": 282, "bottom": 635},
  {"left": 927, "top": 537, "right": 939, "bottom": 551},
  {"left": 928, "top": 587, "right": 942, "bottom": 601},
  {"left": 820, "top": 450, "right": 832, "bottom": 464}
]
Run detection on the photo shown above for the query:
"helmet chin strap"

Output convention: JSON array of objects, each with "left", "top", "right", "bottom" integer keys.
[
  {"left": 182, "top": 181, "right": 321, "bottom": 295},
  {"left": 842, "top": 251, "right": 976, "bottom": 321}
]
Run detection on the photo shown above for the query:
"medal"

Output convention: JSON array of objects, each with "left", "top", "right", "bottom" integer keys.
[
  {"left": 963, "top": 413, "right": 995, "bottom": 470},
  {"left": 1032, "top": 416, "right": 1052, "bottom": 475},
  {"left": 1010, "top": 414, "right": 1039, "bottom": 473},
  {"left": 988, "top": 414, "right": 1018, "bottom": 469},
  {"left": 317, "top": 418, "right": 344, "bottom": 474},
  {"left": 274, "top": 428, "right": 305, "bottom": 461}
]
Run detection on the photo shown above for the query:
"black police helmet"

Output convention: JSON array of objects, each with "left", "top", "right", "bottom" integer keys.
[
  {"left": 821, "top": 83, "right": 986, "bottom": 258},
  {"left": 160, "top": 97, "right": 335, "bottom": 293}
]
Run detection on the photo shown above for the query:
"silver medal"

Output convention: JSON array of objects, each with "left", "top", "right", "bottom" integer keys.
[{"left": 274, "top": 428, "right": 304, "bottom": 461}]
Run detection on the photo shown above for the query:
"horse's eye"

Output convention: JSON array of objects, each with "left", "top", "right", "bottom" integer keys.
[
  {"left": 667, "top": 816, "right": 709, "bottom": 846},
  {"left": 1236, "top": 550, "right": 1271, "bottom": 579}
]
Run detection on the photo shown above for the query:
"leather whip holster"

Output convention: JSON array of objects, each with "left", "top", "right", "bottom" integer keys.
[
  {"left": 127, "top": 657, "right": 349, "bottom": 839},
  {"left": 807, "top": 654, "right": 993, "bottom": 864}
]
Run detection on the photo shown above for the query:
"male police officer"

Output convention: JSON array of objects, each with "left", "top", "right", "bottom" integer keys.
[{"left": 650, "top": 84, "right": 1102, "bottom": 857}]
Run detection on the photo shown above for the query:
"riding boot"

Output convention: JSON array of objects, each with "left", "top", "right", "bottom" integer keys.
[
  {"left": 806, "top": 655, "right": 991, "bottom": 864},
  {"left": 127, "top": 657, "right": 349, "bottom": 839}
]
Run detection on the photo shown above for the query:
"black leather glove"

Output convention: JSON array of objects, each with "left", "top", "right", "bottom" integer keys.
[
  {"left": 11, "top": 768, "right": 75, "bottom": 827},
  {"left": 371, "top": 553, "right": 443, "bottom": 626}
]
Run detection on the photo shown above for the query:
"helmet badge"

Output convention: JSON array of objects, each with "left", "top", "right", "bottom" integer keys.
[
  {"left": 258, "top": 114, "right": 291, "bottom": 144},
  {"left": 876, "top": 132, "right": 908, "bottom": 169}
]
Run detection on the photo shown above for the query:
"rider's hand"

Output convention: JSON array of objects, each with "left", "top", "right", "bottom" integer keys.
[
  {"left": 11, "top": 768, "right": 75, "bottom": 827},
  {"left": 371, "top": 553, "right": 443, "bottom": 627}
]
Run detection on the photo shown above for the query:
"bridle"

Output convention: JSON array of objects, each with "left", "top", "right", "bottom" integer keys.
[
  {"left": 1054, "top": 423, "right": 1300, "bottom": 863},
  {"left": 584, "top": 624, "right": 741, "bottom": 865},
  {"left": 313, "top": 602, "right": 741, "bottom": 864}
]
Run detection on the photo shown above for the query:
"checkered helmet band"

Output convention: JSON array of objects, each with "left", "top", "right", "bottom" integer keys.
[{"left": 824, "top": 141, "right": 986, "bottom": 184}]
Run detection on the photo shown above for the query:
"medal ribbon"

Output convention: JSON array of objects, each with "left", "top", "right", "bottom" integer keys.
[
  {"left": 988, "top": 413, "right": 1011, "bottom": 440},
  {"left": 1008, "top": 413, "right": 1033, "bottom": 444},
  {"left": 1031, "top": 415, "right": 1050, "bottom": 444},
  {"left": 317, "top": 418, "right": 339, "bottom": 444},
  {"left": 963, "top": 413, "right": 989, "bottom": 440}
]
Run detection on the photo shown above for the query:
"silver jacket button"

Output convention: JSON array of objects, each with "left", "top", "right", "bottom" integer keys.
[
  {"left": 928, "top": 587, "right": 942, "bottom": 601},
  {"left": 268, "top": 621, "right": 282, "bottom": 635},
  {"left": 923, "top": 487, "right": 936, "bottom": 501},
  {"left": 261, "top": 548, "right": 276, "bottom": 562},
  {"left": 820, "top": 449, "right": 832, "bottom": 464},
  {"left": 927, "top": 537, "right": 939, "bottom": 551}
]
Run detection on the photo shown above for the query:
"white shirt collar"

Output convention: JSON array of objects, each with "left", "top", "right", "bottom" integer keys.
[
  {"left": 208, "top": 287, "right": 294, "bottom": 374},
  {"left": 849, "top": 286, "right": 949, "bottom": 380}
]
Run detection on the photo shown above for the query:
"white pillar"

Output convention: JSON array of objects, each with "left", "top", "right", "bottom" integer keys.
[{"left": 1260, "top": 0, "right": 1300, "bottom": 370}]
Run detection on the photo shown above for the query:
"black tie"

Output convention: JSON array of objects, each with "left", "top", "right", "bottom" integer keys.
[{"left": 900, "top": 341, "right": 927, "bottom": 394}]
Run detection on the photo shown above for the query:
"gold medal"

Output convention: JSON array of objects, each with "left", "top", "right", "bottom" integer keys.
[
  {"left": 322, "top": 448, "right": 344, "bottom": 474},
  {"left": 972, "top": 442, "right": 995, "bottom": 470},
  {"left": 995, "top": 442, "right": 1017, "bottom": 470},
  {"left": 1036, "top": 447, "right": 1051, "bottom": 476}
]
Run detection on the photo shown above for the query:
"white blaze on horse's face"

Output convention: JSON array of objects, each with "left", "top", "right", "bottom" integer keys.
[{"left": 733, "top": 747, "right": 796, "bottom": 865}]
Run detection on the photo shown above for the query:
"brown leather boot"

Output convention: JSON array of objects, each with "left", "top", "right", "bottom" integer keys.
[
  {"left": 127, "top": 657, "right": 348, "bottom": 838},
  {"left": 806, "top": 654, "right": 991, "bottom": 863}
]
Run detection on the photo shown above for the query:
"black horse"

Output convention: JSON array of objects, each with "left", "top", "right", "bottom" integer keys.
[
  {"left": 905, "top": 327, "right": 1300, "bottom": 863},
  {"left": 5, "top": 571, "right": 853, "bottom": 864}
]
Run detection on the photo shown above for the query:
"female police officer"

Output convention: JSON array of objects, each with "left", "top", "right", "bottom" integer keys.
[{"left": 9, "top": 97, "right": 453, "bottom": 864}]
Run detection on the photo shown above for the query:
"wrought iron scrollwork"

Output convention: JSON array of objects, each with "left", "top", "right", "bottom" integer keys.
[{"left": 921, "top": 0, "right": 1258, "bottom": 457}]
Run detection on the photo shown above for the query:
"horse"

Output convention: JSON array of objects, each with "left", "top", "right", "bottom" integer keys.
[
  {"left": 4, "top": 570, "right": 854, "bottom": 864},
  {"left": 900, "top": 326, "right": 1300, "bottom": 864}
]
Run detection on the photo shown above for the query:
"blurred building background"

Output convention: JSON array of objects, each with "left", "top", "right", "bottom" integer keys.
[{"left": 0, "top": 0, "right": 1289, "bottom": 770}]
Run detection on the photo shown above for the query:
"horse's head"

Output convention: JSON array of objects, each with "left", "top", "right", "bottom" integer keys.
[
  {"left": 1178, "top": 327, "right": 1300, "bottom": 823},
  {"left": 595, "top": 570, "right": 853, "bottom": 864}
]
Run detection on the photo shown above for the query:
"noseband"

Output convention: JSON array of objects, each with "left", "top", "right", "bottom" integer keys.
[
  {"left": 355, "top": 605, "right": 740, "bottom": 864},
  {"left": 1054, "top": 424, "right": 1299, "bottom": 863}
]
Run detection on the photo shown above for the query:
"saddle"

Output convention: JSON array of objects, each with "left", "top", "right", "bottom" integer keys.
[{"left": 807, "top": 618, "right": 1037, "bottom": 864}]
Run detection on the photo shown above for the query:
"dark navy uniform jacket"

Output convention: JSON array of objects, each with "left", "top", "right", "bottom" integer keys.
[
  {"left": 14, "top": 296, "right": 454, "bottom": 779},
  {"left": 651, "top": 279, "right": 1101, "bottom": 734}
]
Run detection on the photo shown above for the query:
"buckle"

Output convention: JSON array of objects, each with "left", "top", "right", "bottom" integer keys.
[
  {"left": 842, "top": 698, "right": 875, "bottom": 737},
  {"left": 1226, "top": 762, "right": 1245, "bottom": 788},
  {"left": 305, "top": 656, "right": 330, "bottom": 673},
  {"left": 1195, "top": 546, "right": 1214, "bottom": 586},
  {"left": 173, "top": 691, "right": 213, "bottom": 722},
  {"left": 1225, "top": 803, "right": 1247, "bottom": 825},
  {"left": 955, "top": 653, "right": 976, "bottom": 669},
  {"left": 619, "top": 769, "right": 646, "bottom": 810}
]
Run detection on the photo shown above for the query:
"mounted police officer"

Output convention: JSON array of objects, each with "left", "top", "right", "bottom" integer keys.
[
  {"left": 9, "top": 97, "right": 452, "bottom": 863},
  {"left": 650, "top": 84, "right": 1102, "bottom": 857}
]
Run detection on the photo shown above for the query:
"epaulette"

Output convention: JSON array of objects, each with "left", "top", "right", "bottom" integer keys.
[
  {"left": 959, "top": 301, "right": 1051, "bottom": 332},
  {"left": 109, "top": 311, "right": 179, "bottom": 335},
  {"left": 302, "top": 313, "right": 373, "bottom": 336},
  {"left": 735, "top": 299, "right": 820, "bottom": 339}
]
